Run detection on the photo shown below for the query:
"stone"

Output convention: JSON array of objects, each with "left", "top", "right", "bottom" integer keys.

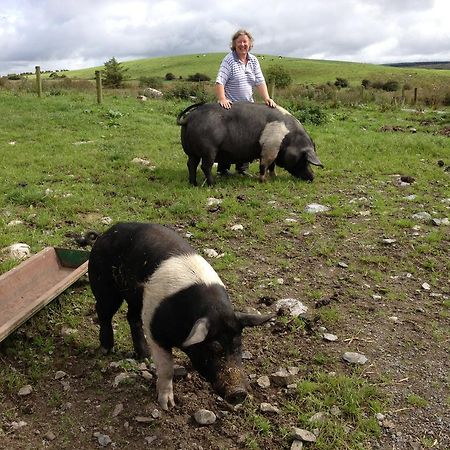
[
  {"left": 113, "top": 372, "right": 130, "bottom": 387},
  {"left": 257, "top": 375, "right": 270, "bottom": 388},
  {"left": 204, "top": 248, "right": 219, "bottom": 258},
  {"left": 342, "top": 352, "right": 368, "bottom": 365},
  {"left": 194, "top": 409, "right": 216, "bottom": 425},
  {"left": 291, "top": 427, "right": 317, "bottom": 442},
  {"left": 18, "top": 385, "right": 33, "bottom": 396},
  {"left": 412, "top": 212, "right": 431, "bottom": 221},
  {"left": 260, "top": 403, "right": 280, "bottom": 414},
  {"left": 5, "top": 243, "right": 30, "bottom": 259},
  {"left": 432, "top": 218, "right": 450, "bottom": 226},
  {"left": 323, "top": 333, "right": 338, "bottom": 342},
  {"left": 309, "top": 412, "right": 327, "bottom": 423},
  {"left": 112, "top": 403, "right": 123, "bottom": 418},
  {"left": 143, "top": 87, "right": 163, "bottom": 98},
  {"left": 54, "top": 370, "right": 67, "bottom": 380},
  {"left": 135, "top": 416, "right": 153, "bottom": 423},
  {"left": 94, "top": 432, "right": 112, "bottom": 447},
  {"left": 7, "top": 220, "right": 24, "bottom": 227},
  {"left": 270, "top": 368, "right": 297, "bottom": 387},
  {"left": 275, "top": 298, "right": 308, "bottom": 317},
  {"left": 305, "top": 203, "right": 330, "bottom": 213},
  {"left": 44, "top": 431, "right": 56, "bottom": 441}
]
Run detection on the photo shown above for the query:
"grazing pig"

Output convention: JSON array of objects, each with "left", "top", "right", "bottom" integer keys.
[
  {"left": 177, "top": 102, "right": 323, "bottom": 186},
  {"left": 88, "top": 222, "right": 273, "bottom": 409}
]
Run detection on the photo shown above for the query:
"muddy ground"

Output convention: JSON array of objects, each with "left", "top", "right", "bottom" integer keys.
[{"left": 1, "top": 198, "right": 449, "bottom": 450}]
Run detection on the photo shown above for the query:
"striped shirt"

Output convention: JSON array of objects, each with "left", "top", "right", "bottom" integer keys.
[{"left": 215, "top": 51, "right": 266, "bottom": 102}]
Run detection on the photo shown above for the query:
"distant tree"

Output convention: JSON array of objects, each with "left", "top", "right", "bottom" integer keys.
[
  {"left": 266, "top": 65, "right": 292, "bottom": 90},
  {"left": 102, "top": 57, "right": 128, "bottom": 88},
  {"left": 335, "top": 77, "right": 349, "bottom": 88},
  {"left": 187, "top": 73, "right": 210, "bottom": 82},
  {"left": 382, "top": 80, "right": 399, "bottom": 92}
]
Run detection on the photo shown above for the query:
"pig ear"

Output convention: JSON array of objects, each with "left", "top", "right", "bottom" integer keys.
[
  {"left": 236, "top": 312, "right": 275, "bottom": 328},
  {"left": 182, "top": 317, "right": 210, "bottom": 347},
  {"left": 306, "top": 148, "right": 323, "bottom": 167}
]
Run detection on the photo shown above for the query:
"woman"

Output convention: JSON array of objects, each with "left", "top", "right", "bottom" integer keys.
[{"left": 215, "top": 29, "right": 275, "bottom": 175}]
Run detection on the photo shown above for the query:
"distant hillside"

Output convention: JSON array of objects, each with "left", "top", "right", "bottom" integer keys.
[
  {"left": 53, "top": 53, "right": 450, "bottom": 90},
  {"left": 385, "top": 61, "right": 450, "bottom": 70}
]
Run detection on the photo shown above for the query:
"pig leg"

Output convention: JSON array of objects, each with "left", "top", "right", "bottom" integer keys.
[
  {"left": 149, "top": 340, "right": 175, "bottom": 410},
  {"left": 94, "top": 290, "right": 123, "bottom": 355},
  {"left": 259, "top": 147, "right": 278, "bottom": 182},
  {"left": 268, "top": 162, "right": 277, "bottom": 178},
  {"left": 200, "top": 150, "right": 216, "bottom": 186},
  {"left": 125, "top": 295, "right": 150, "bottom": 359},
  {"left": 187, "top": 155, "right": 200, "bottom": 186}
]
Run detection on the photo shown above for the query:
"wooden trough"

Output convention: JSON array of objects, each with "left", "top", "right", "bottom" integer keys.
[{"left": 0, "top": 247, "right": 90, "bottom": 343}]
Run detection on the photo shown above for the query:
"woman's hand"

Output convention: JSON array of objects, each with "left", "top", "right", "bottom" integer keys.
[
  {"left": 265, "top": 98, "right": 276, "bottom": 108},
  {"left": 218, "top": 98, "right": 233, "bottom": 109}
]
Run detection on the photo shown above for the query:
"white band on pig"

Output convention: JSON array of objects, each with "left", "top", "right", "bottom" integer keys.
[{"left": 141, "top": 254, "right": 224, "bottom": 343}]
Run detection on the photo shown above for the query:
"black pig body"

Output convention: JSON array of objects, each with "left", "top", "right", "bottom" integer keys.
[
  {"left": 88, "top": 222, "right": 272, "bottom": 409},
  {"left": 177, "top": 102, "right": 323, "bottom": 186}
]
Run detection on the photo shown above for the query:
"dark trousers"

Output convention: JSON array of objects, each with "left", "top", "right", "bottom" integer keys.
[{"left": 218, "top": 162, "right": 249, "bottom": 174}]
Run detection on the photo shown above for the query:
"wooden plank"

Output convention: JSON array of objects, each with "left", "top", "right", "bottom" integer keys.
[{"left": 0, "top": 247, "right": 89, "bottom": 343}]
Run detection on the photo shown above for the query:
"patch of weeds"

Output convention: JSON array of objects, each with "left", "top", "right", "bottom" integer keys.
[
  {"left": 315, "top": 306, "right": 341, "bottom": 326},
  {"left": 0, "top": 364, "right": 29, "bottom": 392},
  {"left": 246, "top": 412, "right": 272, "bottom": 437},
  {"left": 5, "top": 186, "right": 50, "bottom": 207},
  {"left": 285, "top": 372, "right": 383, "bottom": 449},
  {"left": 312, "top": 352, "right": 332, "bottom": 366},
  {"left": 48, "top": 390, "right": 63, "bottom": 408},
  {"left": 244, "top": 436, "right": 260, "bottom": 450},
  {"left": 406, "top": 393, "right": 429, "bottom": 408},
  {"left": 421, "top": 436, "right": 440, "bottom": 448}
]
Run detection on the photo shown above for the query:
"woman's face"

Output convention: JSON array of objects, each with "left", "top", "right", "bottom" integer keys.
[{"left": 235, "top": 34, "right": 251, "bottom": 56}]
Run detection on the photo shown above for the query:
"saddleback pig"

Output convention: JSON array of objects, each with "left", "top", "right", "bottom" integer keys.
[
  {"left": 177, "top": 102, "right": 323, "bottom": 186},
  {"left": 88, "top": 222, "right": 273, "bottom": 410}
]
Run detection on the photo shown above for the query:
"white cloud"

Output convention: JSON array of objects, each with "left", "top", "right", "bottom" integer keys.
[{"left": 0, "top": 0, "right": 449, "bottom": 75}]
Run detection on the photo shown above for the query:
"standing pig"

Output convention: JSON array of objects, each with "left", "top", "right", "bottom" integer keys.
[
  {"left": 177, "top": 102, "right": 323, "bottom": 186},
  {"left": 88, "top": 222, "right": 273, "bottom": 409}
]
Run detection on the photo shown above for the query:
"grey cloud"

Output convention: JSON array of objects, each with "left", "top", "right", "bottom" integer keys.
[{"left": 1, "top": 0, "right": 449, "bottom": 75}]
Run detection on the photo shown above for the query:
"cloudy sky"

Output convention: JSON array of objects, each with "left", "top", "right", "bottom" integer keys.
[{"left": 1, "top": 0, "right": 449, "bottom": 75}]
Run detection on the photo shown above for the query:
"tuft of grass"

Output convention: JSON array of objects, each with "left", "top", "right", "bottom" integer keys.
[
  {"left": 286, "top": 372, "right": 384, "bottom": 449},
  {"left": 406, "top": 394, "right": 429, "bottom": 408}
]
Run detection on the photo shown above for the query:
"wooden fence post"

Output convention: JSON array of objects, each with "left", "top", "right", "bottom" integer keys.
[
  {"left": 35, "top": 66, "right": 42, "bottom": 98},
  {"left": 413, "top": 87, "right": 418, "bottom": 105},
  {"left": 95, "top": 70, "right": 103, "bottom": 104}
]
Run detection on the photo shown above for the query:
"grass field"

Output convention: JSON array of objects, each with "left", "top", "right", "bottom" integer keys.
[
  {"left": 0, "top": 87, "right": 449, "bottom": 449},
  {"left": 25, "top": 52, "right": 450, "bottom": 95}
]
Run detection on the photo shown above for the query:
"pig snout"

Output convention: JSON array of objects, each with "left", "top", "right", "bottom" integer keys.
[
  {"left": 225, "top": 387, "right": 248, "bottom": 405},
  {"left": 214, "top": 366, "right": 249, "bottom": 405}
]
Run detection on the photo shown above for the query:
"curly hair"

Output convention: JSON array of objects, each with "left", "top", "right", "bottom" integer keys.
[{"left": 230, "top": 29, "right": 254, "bottom": 51}]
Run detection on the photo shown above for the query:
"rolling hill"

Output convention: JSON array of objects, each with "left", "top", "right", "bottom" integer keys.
[{"left": 55, "top": 53, "right": 450, "bottom": 90}]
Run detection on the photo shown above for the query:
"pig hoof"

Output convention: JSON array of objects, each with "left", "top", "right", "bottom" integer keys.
[
  {"left": 225, "top": 388, "right": 248, "bottom": 405},
  {"left": 158, "top": 393, "right": 175, "bottom": 410}
]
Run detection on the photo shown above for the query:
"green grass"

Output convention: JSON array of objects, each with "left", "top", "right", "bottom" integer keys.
[
  {"left": 50, "top": 53, "right": 450, "bottom": 91},
  {"left": 0, "top": 87, "right": 448, "bottom": 450}
]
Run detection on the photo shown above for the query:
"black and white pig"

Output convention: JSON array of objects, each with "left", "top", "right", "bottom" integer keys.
[
  {"left": 88, "top": 222, "right": 273, "bottom": 409},
  {"left": 177, "top": 102, "right": 323, "bottom": 186}
]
